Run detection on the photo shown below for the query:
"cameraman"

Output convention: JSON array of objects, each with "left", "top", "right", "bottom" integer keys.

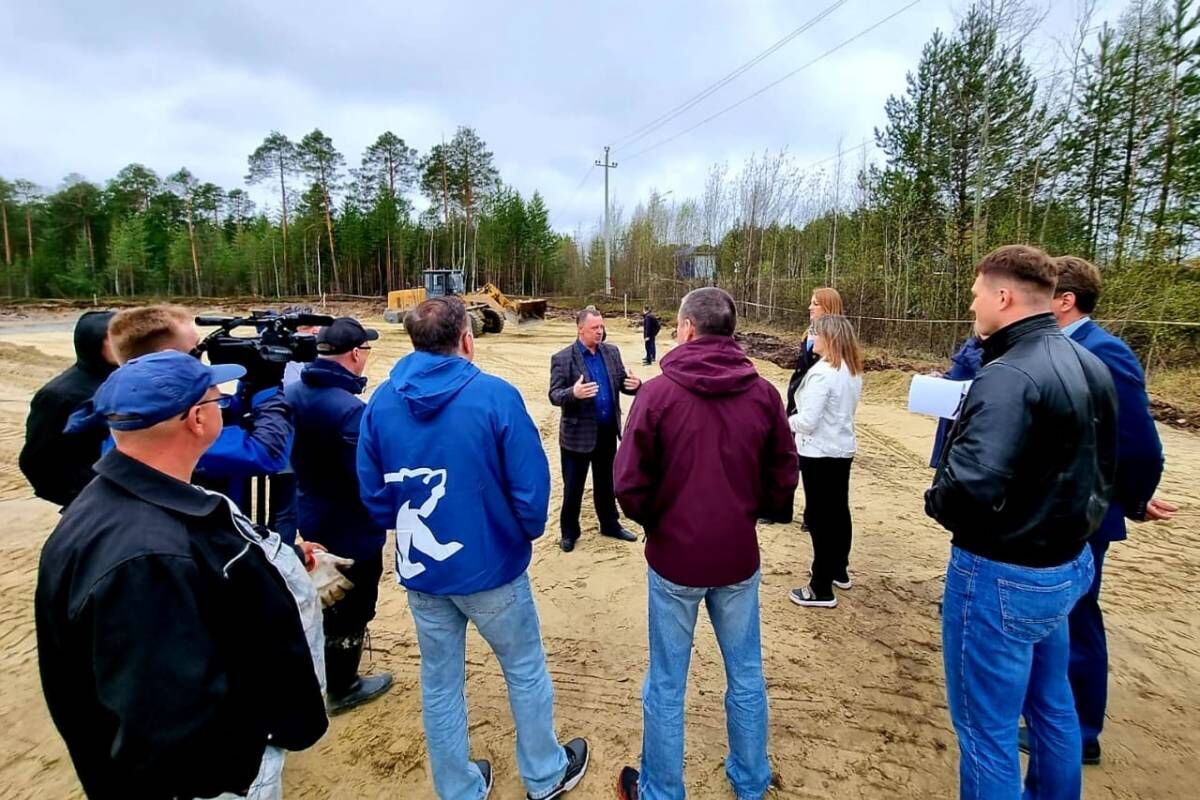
[{"left": 101, "top": 305, "right": 294, "bottom": 500}]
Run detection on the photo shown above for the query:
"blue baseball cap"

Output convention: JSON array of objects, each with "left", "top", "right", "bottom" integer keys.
[{"left": 88, "top": 351, "right": 246, "bottom": 431}]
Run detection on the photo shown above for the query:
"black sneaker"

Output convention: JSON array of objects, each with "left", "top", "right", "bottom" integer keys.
[
  {"left": 528, "top": 738, "right": 589, "bottom": 799},
  {"left": 475, "top": 759, "right": 494, "bottom": 798},
  {"left": 616, "top": 766, "right": 639, "bottom": 799},
  {"left": 560, "top": 537, "right": 577, "bottom": 553},
  {"left": 789, "top": 585, "right": 837, "bottom": 608}
]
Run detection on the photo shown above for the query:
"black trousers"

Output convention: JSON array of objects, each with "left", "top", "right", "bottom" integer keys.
[
  {"left": 799, "top": 456, "right": 854, "bottom": 596},
  {"left": 324, "top": 547, "right": 383, "bottom": 643},
  {"left": 560, "top": 424, "right": 620, "bottom": 540}
]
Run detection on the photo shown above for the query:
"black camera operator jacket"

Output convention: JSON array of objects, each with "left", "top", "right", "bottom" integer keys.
[
  {"left": 35, "top": 449, "right": 328, "bottom": 799},
  {"left": 926, "top": 313, "right": 1118, "bottom": 568}
]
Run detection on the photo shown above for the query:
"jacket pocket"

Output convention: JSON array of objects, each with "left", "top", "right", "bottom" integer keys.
[{"left": 996, "top": 577, "right": 1075, "bottom": 643}]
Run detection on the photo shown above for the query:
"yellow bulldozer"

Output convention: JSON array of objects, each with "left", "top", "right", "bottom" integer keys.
[{"left": 384, "top": 269, "right": 547, "bottom": 336}]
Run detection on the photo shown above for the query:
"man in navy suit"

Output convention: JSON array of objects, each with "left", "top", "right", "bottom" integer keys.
[{"left": 1020, "top": 255, "right": 1177, "bottom": 767}]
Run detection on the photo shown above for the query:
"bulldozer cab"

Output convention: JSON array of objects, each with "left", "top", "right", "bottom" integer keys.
[{"left": 424, "top": 269, "right": 465, "bottom": 298}]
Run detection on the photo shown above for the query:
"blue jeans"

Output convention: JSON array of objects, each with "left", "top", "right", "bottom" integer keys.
[
  {"left": 407, "top": 572, "right": 568, "bottom": 800},
  {"left": 1067, "top": 537, "right": 1109, "bottom": 749},
  {"left": 639, "top": 568, "right": 771, "bottom": 800},
  {"left": 645, "top": 337, "right": 657, "bottom": 363},
  {"left": 942, "top": 546, "right": 1094, "bottom": 800}
]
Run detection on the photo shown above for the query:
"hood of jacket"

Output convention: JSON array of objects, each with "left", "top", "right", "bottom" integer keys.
[
  {"left": 660, "top": 336, "right": 760, "bottom": 396},
  {"left": 74, "top": 311, "right": 117, "bottom": 378},
  {"left": 389, "top": 350, "right": 480, "bottom": 420},
  {"left": 300, "top": 358, "right": 368, "bottom": 394}
]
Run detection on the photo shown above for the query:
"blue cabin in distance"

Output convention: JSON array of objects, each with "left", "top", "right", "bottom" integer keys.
[{"left": 674, "top": 245, "right": 716, "bottom": 280}]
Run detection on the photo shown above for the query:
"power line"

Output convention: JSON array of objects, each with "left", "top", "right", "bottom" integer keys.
[
  {"left": 801, "top": 140, "right": 871, "bottom": 172},
  {"left": 617, "top": 0, "right": 925, "bottom": 164},
  {"left": 550, "top": 163, "right": 598, "bottom": 230},
  {"left": 610, "top": 0, "right": 848, "bottom": 151}
]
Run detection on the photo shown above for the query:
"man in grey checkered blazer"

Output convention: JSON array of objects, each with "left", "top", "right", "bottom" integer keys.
[{"left": 548, "top": 308, "right": 641, "bottom": 552}]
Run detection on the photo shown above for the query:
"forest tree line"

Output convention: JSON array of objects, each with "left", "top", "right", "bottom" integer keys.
[{"left": 1, "top": 0, "right": 1197, "bottom": 360}]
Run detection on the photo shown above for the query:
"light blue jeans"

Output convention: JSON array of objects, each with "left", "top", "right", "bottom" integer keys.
[
  {"left": 942, "top": 545, "right": 1094, "bottom": 800},
  {"left": 407, "top": 572, "right": 568, "bottom": 800},
  {"left": 639, "top": 568, "right": 771, "bottom": 800}
]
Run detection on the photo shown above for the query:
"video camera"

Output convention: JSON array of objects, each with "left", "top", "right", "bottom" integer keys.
[{"left": 193, "top": 310, "right": 336, "bottom": 378}]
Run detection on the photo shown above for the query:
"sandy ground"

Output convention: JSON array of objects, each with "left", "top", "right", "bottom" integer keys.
[{"left": 0, "top": 313, "right": 1197, "bottom": 800}]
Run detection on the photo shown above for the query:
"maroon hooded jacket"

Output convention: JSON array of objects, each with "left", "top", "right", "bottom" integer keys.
[{"left": 614, "top": 335, "right": 799, "bottom": 587}]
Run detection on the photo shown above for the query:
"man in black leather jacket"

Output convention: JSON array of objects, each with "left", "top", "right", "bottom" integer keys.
[{"left": 926, "top": 245, "right": 1117, "bottom": 799}]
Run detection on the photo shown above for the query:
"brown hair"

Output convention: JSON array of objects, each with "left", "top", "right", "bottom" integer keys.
[
  {"left": 108, "top": 305, "right": 194, "bottom": 363},
  {"left": 1053, "top": 255, "right": 1102, "bottom": 314},
  {"left": 811, "top": 287, "right": 844, "bottom": 316},
  {"left": 405, "top": 297, "right": 469, "bottom": 355},
  {"left": 812, "top": 314, "right": 864, "bottom": 376},
  {"left": 975, "top": 245, "right": 1057, "bottom": 295}
]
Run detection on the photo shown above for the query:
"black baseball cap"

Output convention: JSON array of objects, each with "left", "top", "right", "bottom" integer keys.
[{"left": 317, "top": 317, "right": 379, "bottom": 355}]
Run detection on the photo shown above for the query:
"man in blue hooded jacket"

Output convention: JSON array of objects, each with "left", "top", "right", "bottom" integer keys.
[
  {"left": 358, "top": 297, "right": 590, "bottom": 800},
  {"left": 286, "top": 316, "right": 393, "bottom": 715}
]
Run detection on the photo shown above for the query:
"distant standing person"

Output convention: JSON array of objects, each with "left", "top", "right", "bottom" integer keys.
[
  {"left": 641, "top": 306, "right": 661, "bottom": 365},
  {"left": 548, "top": 307, "right": 641, "bottom": 552},
  {"left": 613, "top": 287, "right": 798, "bottom": 800},
  {"left": 786, "top": 287, "right": 843, "bottom": 416},
  {"left": 358, "top": 297, "right": 591, "bottom": 800},
  {"left": 285, "top": 317, "right": 394, "bottom": 715},
  {"left": 787, "top": 314, "right": 864, "bottom": 609},
  {"left": 19, "top": 310, "right": 117, "bottom": 507},
  {"left": 926, "top": 245, "right": 1117, "bottom": 799}
]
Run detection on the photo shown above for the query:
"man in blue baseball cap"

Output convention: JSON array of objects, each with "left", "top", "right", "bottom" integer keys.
[{"left": 35, "top": 351, "right": 334, "bottom": 799}]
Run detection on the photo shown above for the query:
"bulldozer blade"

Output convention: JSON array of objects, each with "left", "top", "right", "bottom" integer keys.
[{"left": 515, "top": 299, "right": 547, "bottom": 324}]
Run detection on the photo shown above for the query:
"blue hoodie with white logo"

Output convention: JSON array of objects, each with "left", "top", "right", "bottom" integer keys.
[{"left": 357, "top": 350, "right": 550, "bottom": 596}]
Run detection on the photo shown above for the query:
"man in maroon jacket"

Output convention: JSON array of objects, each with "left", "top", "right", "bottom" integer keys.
[{"left": 613, "top": 287, "right": 799, "bottom": 800}]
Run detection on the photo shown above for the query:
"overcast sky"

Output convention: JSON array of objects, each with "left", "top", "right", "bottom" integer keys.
[{"left": 1, "top": 0, "right": 1120, "bottom": 234}]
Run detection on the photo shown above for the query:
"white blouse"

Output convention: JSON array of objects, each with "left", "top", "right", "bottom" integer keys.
[{"left": 788, "top": 359, "right": 862, "bottom": 459}]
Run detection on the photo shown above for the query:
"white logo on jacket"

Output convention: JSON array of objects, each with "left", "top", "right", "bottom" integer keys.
[{"left": 382, "top": 467, "right": 464, "bottom": 579}]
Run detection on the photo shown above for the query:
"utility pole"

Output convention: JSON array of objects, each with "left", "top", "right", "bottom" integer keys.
[{"left": 595, "top": 146, "right": 618, "bottom": 295}]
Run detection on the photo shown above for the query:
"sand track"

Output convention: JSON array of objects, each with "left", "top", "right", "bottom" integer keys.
[{"left": 0, "top": 316, "right": 1196, "bottom": 799}]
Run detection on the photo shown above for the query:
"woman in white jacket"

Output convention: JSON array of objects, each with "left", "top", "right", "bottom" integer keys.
[{"left": 786, "top": 314, "right": 864, "bottom": 609}]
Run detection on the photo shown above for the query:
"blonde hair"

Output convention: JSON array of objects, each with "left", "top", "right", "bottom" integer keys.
[
  {"left": 812, "top": 314, "right": 864, "bottom": 376},
  {"left": 811, "top": 287, "right": 844, "bottom": 316},
  {"left": 109, "top": 305, "right": 194, "bottom": 363}
]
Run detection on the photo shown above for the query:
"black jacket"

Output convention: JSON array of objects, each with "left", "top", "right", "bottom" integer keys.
[
  {"left": 785, "top": 339, "right": 820, "bottom": 416},
  {"left": 925, "top": 313, "right": 1118, "bottom": 567},
  {"left": 284, "top": 359, "right": 385, "bottom": 559},
  {"left": 19, "top": 311, "right": 116, "bottom": 506},
  {"left": 643, "top": 313, "right": 661, "bottom": 340},
  {"left": 36, "top": 449, "right": 328, "bottom": 799}
]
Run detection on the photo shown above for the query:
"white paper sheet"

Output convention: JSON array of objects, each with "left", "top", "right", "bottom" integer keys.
[{"left": 907, "top": 375, "right": 972, "bottom": 419}]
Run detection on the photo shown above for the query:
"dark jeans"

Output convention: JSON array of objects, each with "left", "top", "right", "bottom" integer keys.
[
  {"left": 645, "top": 336, "right": 657, "bottom": 363},
  {"left": 324, "top": 547, "right": 383, "bottom": 642},
  {"left": 560, "top": 424, "right": 620, "bottom": 540},
  {"left": 1067, "top": 536, "right": 1110, "bottom": 748},
  {"left": 799, "top": 455, "right": 853, "bottom": 596}
]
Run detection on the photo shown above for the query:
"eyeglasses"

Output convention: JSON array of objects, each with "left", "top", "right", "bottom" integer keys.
[
  {"left": 180, "top": 393, "right": 233, "bottom": 420},
  {"left": 355, "top": 344, "right": 372, "bottom": 351}
]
